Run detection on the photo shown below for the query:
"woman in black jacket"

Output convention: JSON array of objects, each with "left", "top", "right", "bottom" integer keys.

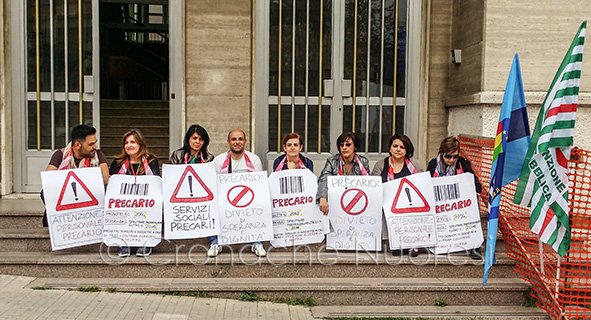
[{"left": 427, "top": 136, "right": 483, "bottom": 260}]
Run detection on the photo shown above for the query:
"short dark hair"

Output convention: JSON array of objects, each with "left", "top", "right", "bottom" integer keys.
[
  {"left": 389, "top": 133, "right": 414, "bottom": 158},
  {"left": 183, "top": 124, "right": 210, "bottom": 155},
  {"left": 282, "top": 132, "right": 303, "bottom": 146},
  {"left": 438, "top": 136, "right": 460, "bottom": 154},
  {"left": 70, "top": 124, "right": 96, "bottom": 143},
  {"left": 336, "top": 132, "right": 360, "bottom": 151}
]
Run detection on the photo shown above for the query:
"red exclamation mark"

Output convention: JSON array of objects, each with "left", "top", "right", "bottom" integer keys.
[{"left": 71, "top": 182, "right": 78, "bottom": 201}]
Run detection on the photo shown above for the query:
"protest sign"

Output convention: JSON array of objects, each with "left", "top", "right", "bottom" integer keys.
[
  {"left": 41, "top": 167, "right": 105, "bottom": 250},
  {"left": 326, "top": 176, "right": 382, "bottom": 251},
  {"left": 103, "top": 174, "right": 162, "bottom": 247},
  {"left": 383, "top": 171, "right": 437, "bottom": 249},
  {"left": 217, "top": 171, "right": 274, "bottom": 245},
  {"left": 268, "top": 169, "right": 328, "bottom": 247},
  {"left": 162, "top": 163, "right": 220, "bottom": 239},
  {"left": 430, "top": 173, "right": 484, "bottom": 254}
]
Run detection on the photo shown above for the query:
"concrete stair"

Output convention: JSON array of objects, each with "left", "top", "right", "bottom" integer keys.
[
  {"left": 99, "top": 100, "right": 170, "bottom": 163},
  {"left": 0, "top": 198, "right": 548, "bottom": 319}
]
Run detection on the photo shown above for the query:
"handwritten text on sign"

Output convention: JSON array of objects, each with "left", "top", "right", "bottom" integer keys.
[
  {"left": 217, "top": 172, "right": 274, "bottom": 245},
  {"left": 269, "top": 169, "right": 328, "bottom": 247},
  {"left": 430, "top": 173, "right": 483, "bottom": 254},
  {"left": 327, "top": 176, "right": 382, "bottom": 251},
  {"left": 41, "top": 167, "right": 105, "bottom": 251},
  {"left": 103, "top": 174, "right": 163, "bottom": 247},
  {"left": 382, "top": 172, "right": 437, "bottom": 249},
  {"left": 162, "top": 163, "right": 220, "bottom": 240}
]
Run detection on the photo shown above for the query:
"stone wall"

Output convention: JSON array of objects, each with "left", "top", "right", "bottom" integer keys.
[
  {"left": 447, "top": 0, "right": 591, "bottom": 150},
  {"left": 185, "top": 0, "right": 253, "bottom": 155},
  {"left": 0, "top": 0, "right": 12, "bottom": 196},
  {"left": 423, "top": 0, "right": 454, "bottom": 162}
]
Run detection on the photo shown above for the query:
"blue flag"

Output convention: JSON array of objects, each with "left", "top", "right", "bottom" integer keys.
[{"left": 483, "top": 54, "right": 531, "bottom": 286}]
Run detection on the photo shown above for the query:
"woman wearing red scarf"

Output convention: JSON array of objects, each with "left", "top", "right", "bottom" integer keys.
[
  {"left": 372, "top": 133, "right": 422, "bottom": 257},
  {"left": 109, "top": 129, "right": 160, "bottom": 257},
  {"left": 427, "top": 136, "right": 483, "bottom": 260},
  {"left": 317, "top": 132, "right": 370, "bottom": 215}
]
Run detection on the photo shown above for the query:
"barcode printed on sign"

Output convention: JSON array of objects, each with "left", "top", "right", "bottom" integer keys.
[
  {"left": 433, "top": 183, "right": 460, "bottom": 202},
  {"left": 279, "top": 176, "right": 304, "bottom": 194},
  {"left": 120, "top": 183, "right": 149, "bottom": 196}
]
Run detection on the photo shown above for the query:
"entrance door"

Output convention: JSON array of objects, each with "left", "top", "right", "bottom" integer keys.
[
  {"left": 13, "top": 0, "right": 99, "bottom": 192},
  {"left": 256, "top": 0, "right": 419, "bottom": 170}
]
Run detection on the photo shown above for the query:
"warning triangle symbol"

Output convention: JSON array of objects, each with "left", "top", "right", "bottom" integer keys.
[
  {"left": 170, "top": 166, "right": 214, "bottom": 203},
  {"left": 391, "top": 177, "right": 431, "bottom": 214},
  {"left": 55, "top": 171, "right": 99, "bottom": 211}
]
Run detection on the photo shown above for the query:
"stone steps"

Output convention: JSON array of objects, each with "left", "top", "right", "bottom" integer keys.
[
  {"left": 26, "top": 277, "right": 531, "bottom": 306},
  {"left": 99, "top": 99, "right": 170, "bottom": 161},
  {"left": 0, "top": 198, "right": 545, "bottom": 318},
  {"left": 0, "top": 251, "right": 517, "bottom": 279},
  {"left": 311, "top": 305, "right": 549, "bottom": 319}
]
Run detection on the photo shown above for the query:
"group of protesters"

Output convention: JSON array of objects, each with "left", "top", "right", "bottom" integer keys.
[{"left": 42, "top": 123, "right": 482, "bottom": 260}]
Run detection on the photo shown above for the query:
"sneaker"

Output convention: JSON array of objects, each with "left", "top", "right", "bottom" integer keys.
[
  {"left": 118, "top": 247, "right": 130, "bottom": 258},
  {"left": 207, "top": 244, "right": 222, "bottom": 257},
  {"left": 251, "top": 244, "right": 266, "bottom": 257},
  {"left": 136, "top": 247, "right": 152, "bottom": 257},
  {"left": 409, "top": 248, "right": 419, "bottom": 258}
]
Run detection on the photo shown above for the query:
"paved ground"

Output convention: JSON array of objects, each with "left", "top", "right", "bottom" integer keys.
[{"left": 0, "top": 275, "right": 316, "bottom": 320}]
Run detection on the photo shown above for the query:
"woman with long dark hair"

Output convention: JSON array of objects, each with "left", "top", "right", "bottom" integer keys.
[
  {"left": 109, "top": 129, "right": 160, "bottom": 257},
  {"left": 169, "top": 124, "right": 214, "bottom": 164}
]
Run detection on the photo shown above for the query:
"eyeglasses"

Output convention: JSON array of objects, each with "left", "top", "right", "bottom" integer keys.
[
  {"left": 339, "top": 142, "right": 353, "bottom": 148},
  {"left": 443, "top": 154, "right": 459, "bottom": 160}
]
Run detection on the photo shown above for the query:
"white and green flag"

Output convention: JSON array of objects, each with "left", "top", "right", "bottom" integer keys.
[{"left": 514, "top": 21, "right": 586, "bottom": 256}]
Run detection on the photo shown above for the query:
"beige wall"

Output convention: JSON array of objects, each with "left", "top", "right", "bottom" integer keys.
[
  {"left": 0, "top": 0, "right": 12, "bottom": 196},
  {"left": 484, "top": 0, "right": 591, "bottom": 92},
  {"left": 446, "top": 0, "right": 591, "bottom": 150},
  {"left": 424, "top": 0, "right": 453, "bottom": 162},
  {"left": 185, "top": 0, "right": 253, "bottom": 156},
  {"left": 447, "top": 0, "right": 484, "bottom": 98}
]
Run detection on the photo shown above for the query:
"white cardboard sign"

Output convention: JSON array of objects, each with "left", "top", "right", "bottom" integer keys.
[
  {"left": 41, "top": 167, "right": 105, "bottom": 250},
  {"left": 268, "top": 169, "right": 328, "bottom": 247},
  {"left": 430, "top": 173, "right": 484, "bottom": 254},
  {"left": 326, "top": 176, "right": 383, "bottom": 251},
  {"left": 217, "top": 172, "right": 274, "bottom": 245},
  {"left": 382, "top": 171, "right": 438, "bottom": 249},
  {"left": 103, "top": 174, "right": 163, "bottom": 247},
  {"left": 162, "top": 163, "right": 220, "bottom": 239}
]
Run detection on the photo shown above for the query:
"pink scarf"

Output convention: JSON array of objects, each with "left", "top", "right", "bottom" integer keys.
[
  {"left": 387, "top": 158, "right": 419, "bottom": 181},
  {"left": 338, "top": 155, "right": 368, "bottom": 176},
  {"left": 274, "top": 155, "right": 306, "bottom": 172},
  {"left": 220, "top": 151, "right": 254, "bottom": 173},
  {"left": 58, "top": 142, "right": 99, "bottom": 170},
  {"left": 117, "top": 157, "right": 154, "bottom": 175}
]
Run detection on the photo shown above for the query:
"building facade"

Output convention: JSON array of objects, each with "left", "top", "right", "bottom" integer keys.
[{"left": 1, "top": 0, "right": 590, "bottom": 195}]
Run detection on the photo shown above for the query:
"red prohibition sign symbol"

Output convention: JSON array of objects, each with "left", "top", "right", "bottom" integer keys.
[
  {"left": 227, "top": 185, "right": 255, "bottom": 208},
  {"left": 340, "top": 188, "right": 368, "bottom": 216}
]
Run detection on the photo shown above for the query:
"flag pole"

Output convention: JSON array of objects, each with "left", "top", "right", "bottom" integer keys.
[{"left": 555, "top": 256, "right": 561, "bottom": 299}]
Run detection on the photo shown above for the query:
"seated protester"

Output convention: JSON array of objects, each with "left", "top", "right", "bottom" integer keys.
[
  {"left": 210, "top": 129, "right": 265, "bottom": 257},
  {"left": 427, "top": 136, "right": 483, "bottom": 260},
  {"left": 273, "top": 132, "right": 313, "bottom": 171},
  {"left": 317, "top": 132, "right": 370, "bottom": 215},
  {"left": 41, "top": 124, "right": 109, "bottom": 227},
  {"left": 169, "top": 124, "right": 215, "bottom": 164},
  {"left": 372, "top": 133, "right": 422, "bottom": 257},
  {"left": 109, "top": 129, "right": 160, "bottom": 258}
]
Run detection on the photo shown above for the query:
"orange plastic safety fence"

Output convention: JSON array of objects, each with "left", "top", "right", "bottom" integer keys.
[{"left": 458, "top": 135, "right": 591, "bottom": 320}]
